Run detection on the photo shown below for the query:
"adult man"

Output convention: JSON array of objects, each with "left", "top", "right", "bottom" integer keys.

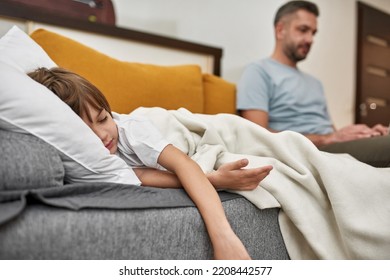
[{"left": 237, "top": 0, "right": 389, "bottom": 167}]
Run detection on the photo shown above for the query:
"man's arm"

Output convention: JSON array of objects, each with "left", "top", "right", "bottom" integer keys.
[
  {"left": 302, "top": 133, "right": 334, "bottom": 147},
  {"left": 240, "top": 109, "right": 387, "bottom": 147},
  {"left": 240, "top": 109, "right": 334, "bottom": 146},
  {"left": 239, "top": 109, "right": 275, "bottom": 132}
]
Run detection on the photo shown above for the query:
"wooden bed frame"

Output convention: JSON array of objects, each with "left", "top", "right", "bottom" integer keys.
[{"left": 0, "top": 0, "right": 222, "bottom": 75}]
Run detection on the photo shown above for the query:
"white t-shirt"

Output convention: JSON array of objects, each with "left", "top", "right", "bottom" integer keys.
[{"left": 113, "top": 112, "right": 170, "bottom": 170}]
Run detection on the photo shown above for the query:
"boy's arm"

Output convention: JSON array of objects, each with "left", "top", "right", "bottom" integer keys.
[
  {"left": 157, "top": 144, "right": 250, "bottom": 260},
  {"left": 134, "top": 160, "right": 272, "bottom": 190},
  {"left": 133, "top": 168, "right": 181, "bottom": 187}
]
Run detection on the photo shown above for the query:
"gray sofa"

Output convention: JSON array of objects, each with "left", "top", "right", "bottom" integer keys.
[{"left": 0, "top": 128, "right": 289, "bottom": 260}]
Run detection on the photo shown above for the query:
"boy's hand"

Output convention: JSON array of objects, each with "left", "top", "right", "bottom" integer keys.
[
  {"left": 212, "top": 230, "right": 252, "bottom": 260},
  {"left": 208, "top": 159, "right": 273, "bottom": 190}
]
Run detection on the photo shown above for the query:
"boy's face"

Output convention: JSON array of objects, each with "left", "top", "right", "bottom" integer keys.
[{"left": 81, "top": 105, "right": 118, "bottom": 154}]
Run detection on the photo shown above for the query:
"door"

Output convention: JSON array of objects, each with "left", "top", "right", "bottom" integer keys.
[{"left": 356, "top": 2, "right": 390, "bottom": 126}]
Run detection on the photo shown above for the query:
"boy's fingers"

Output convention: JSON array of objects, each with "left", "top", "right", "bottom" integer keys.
[
  {"left": 257, "top": 165, "right": 273, "bottom": 173},
  {"left": 239, "top": 158, "right": 249, "bottom": 167},
  {"left": 224, "top": 159, "right": 249, "bottom": 171}
]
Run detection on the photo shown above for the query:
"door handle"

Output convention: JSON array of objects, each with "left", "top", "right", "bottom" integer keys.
[{"left": 365, "top": 97, "right": 388, "bottom": 110}]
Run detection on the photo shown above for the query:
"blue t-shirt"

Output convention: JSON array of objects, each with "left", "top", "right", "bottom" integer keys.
[{"left": 237, "top": 58, "right": 333, "bottom": 135}]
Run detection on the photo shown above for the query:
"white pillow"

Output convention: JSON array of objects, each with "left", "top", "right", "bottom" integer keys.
[
  {"left": 0, "top": 26, "right": 141, "bottom": 185},
  {"left": 0, "top": 26, "right": 57, "bottom": 72}
]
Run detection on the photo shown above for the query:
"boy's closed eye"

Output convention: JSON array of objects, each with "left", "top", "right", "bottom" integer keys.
[
  {"left": 99, "top": 115, "right": 108, "bottom": 123},
  {"left": 96, "top": 109, "right": 108, "bottom": 123}
]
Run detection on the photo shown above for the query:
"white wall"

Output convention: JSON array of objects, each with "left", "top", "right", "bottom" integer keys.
[{"left": 113, "top": 0, "right": 390, "bottom": 128}]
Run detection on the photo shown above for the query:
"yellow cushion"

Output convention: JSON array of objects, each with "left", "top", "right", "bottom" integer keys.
[
  {"left": 30, "top": 29, "right": 204, "bottom": 114},
  {"left": 202, "top": 74, "right": 236, "bottom": 114}
]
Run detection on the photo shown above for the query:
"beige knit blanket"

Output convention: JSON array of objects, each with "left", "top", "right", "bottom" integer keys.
[{"left": 133, "top": 107, "right": 390, "bottom": 259}]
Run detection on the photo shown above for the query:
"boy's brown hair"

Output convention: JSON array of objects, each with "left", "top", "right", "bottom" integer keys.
[{"left": 28, "top": 67, "right": 112, "bottom": 122}]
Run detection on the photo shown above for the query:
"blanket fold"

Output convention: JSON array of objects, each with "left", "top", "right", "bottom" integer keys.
[{"left": 133, "top": 107, "right": 390, "bottom": 260}]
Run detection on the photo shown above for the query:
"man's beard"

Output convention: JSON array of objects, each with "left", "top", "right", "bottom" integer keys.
[{"left": 284, "top": 43, "right": 311, "bottom": 63}]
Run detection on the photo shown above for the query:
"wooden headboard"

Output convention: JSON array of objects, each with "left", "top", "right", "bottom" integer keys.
[{"left": 0, "top": 0, "right": 222, "bottom": 75}]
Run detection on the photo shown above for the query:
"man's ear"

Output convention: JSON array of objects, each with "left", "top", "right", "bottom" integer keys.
[{"left": 275, "top": 21, "right": 286, "bottom": 40}]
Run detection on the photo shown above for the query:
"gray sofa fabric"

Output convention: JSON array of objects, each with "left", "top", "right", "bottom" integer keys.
[
  {"left": 0, "top": 182, "right": 241, "bottom": 225},
  {"left": 0, "top": 199, "right": 288, "bottom": 260},
  {"left": 0, "top": 129, "right": 64, "bottom": 190},
  {"left": 0, "top": 128, "right": 289, "bottom": 260}
]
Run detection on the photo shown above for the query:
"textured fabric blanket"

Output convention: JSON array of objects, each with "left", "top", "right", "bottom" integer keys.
[{"left": 133, "top": 107, "right": 390, "bottom": 260}]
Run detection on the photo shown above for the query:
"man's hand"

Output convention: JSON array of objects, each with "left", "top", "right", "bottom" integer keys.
[
  {"left": 372, "top": 124, "right": 389, "bottom": 136},
  {"left": 330, "top": 124, "right": 387, "bottom": 143},
  {"left": 208, "top": 159, "right": 273, "bottom": 190}
]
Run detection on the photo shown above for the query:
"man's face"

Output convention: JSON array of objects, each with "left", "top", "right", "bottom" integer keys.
[{"left": 278, "top": 9, "right": 318, "bottom": 62}]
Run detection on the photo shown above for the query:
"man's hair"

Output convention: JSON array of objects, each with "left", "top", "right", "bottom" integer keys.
[
  {"left": 274, "top": 0, "right": 319, "bottom": 26},
  {"left": 28, "top": 67, "right": 112, "bottom": 122}
]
